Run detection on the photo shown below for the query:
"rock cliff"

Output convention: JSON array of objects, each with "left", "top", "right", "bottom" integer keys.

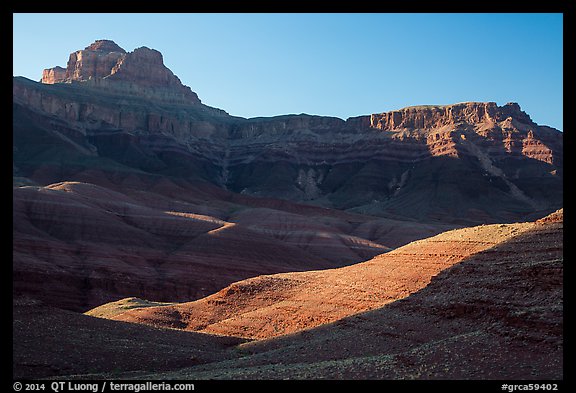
[{"left": 16, "top": 40, "right": 563, "bottom": 224}]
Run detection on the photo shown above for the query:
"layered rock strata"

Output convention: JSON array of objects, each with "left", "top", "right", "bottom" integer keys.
[{"left": 15, "top": 68, "right": 563, "bottom": 223}]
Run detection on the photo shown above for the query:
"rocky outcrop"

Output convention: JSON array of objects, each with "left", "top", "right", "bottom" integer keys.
[
  {"left": 63, "top": 40, "right": 126, "bottom": 82},
  {"left": 351, "top": 102, "right": 561, "bottom": 165},
  {"left": 365, "top": 102, "right": 530, "bottom": 131},
  {"left": 41, "top": 40, "right": 201, "bottom": 105},
  {"left": 41, "top": 66, "right": 66, "bottom": 84},
  {"left": 85, "top": 39, "right": 126, "bottom": 52},
  {"left": 28, "top": 41, "right": 564, "bottom": 171}
]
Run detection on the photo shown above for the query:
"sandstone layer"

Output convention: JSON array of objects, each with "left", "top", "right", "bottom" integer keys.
[{"left": 14, "top": 74, "right": 563, "bottom": 224}]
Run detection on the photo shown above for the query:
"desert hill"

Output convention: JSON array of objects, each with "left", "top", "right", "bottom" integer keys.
[
  {"left": 101, "top": 211, "right": 561, "bottom": 342},
  {"left": 209, "top": 209, "right": 561, "bottom": 380},
  {"left": 14, "top": 210, "right": 562, "bottom": 379}
]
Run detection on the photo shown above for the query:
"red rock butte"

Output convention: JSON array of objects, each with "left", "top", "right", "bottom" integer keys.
[{"left": 41, "top": 39, "right": 201, "bottom": 105}]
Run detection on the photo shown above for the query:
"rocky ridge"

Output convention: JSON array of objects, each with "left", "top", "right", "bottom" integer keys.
[
  {"left": 17, "top": 41, "right": 562, "bottom": 223},
  {"left": 14, "top": 78, "right": 562, "bottom": 223}
]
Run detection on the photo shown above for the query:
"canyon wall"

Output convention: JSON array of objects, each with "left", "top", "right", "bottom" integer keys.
[{"left": 12, "top": 39, "right": 563, "bottom": 312}]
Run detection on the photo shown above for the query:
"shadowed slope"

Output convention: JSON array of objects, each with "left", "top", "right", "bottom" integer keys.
[
  {"left": 12, "top": 297, "right": 245, "bottom": 379},
  {"left": 108, "top": 214, "right": 544, "bottom": 340}
]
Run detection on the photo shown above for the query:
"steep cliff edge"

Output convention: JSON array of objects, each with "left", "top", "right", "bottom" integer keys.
[{"left": 356, "top": 101, "right": 561, "bottom": 166}]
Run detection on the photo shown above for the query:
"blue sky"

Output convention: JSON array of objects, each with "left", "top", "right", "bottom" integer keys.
[{"left": 13, "top": 13, "right": 563, "bottom": 130}]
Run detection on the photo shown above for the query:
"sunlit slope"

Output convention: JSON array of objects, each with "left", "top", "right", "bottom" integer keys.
[
  {"left": 134, "top": 209, "right": 563, "bottom": 380},
  {"left": 108, "top": 215, "right": 545, "bottom": 340}
]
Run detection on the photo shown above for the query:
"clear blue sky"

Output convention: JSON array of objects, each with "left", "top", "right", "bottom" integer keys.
[{"left": 13, "top": 13, "right": 563, "bottom": 130}]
